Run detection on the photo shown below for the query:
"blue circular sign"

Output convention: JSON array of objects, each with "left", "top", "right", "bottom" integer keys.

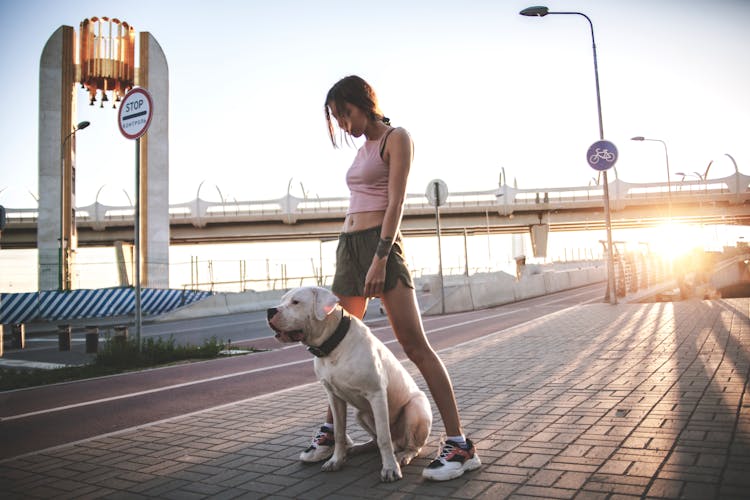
[{"left": 587, "top": 140, "right": 618, "bottom": 171}]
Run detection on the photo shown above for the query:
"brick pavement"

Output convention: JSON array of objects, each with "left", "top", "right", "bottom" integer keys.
[{"left": 1, "top": 298, "right": 749, "bottom": 499}]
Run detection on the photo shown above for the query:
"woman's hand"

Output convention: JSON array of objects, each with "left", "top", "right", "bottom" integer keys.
[{"left": 364, "top": 256, "right": 388, "bottom": 297}]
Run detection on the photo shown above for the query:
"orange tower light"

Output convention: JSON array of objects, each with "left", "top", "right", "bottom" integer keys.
[{"left": 79, "top": 17, "right": 135, "bottom": 107}]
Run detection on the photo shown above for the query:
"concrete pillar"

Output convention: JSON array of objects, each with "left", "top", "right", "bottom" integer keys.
[
  {"left": 11, "top": 324, "right": 26, "bottom": 349},
  {"left": 38, "top": 26, "right": 77, "bottom": 290},
  {"left": 85, "top": 326, "right": 99, "bottom": 354},
  {"left": 114, "top": 241, "right": 132, "bottom": 286},
  {"left": 530, "top": 223, "right": 549, "bottom": 258},
  {"left": 137, "top": 32, "right": 170, "bottom": 288},
  {"left": 113, "top": 325, "right": 129, "bottom": 347},
  {"left": 58, "top": 324, "right": 72, "bottom": 351}
]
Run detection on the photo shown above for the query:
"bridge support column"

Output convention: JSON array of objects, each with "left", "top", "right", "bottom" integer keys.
[{"left": 530, "top": 223, "right": 549, "bottom": 258}]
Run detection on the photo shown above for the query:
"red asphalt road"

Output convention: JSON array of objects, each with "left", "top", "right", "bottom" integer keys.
[{"left": 0, "top": 284, "right": 604, "bottom": 461}]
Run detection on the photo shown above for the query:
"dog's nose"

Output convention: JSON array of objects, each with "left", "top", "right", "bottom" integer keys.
[{"left": 267, "top": 308, "right": 278, "bottom": 321}]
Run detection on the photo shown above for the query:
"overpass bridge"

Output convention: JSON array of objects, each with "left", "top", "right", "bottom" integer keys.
[{"left": 2, "top": 173, "right": 748, "bottom": 248}]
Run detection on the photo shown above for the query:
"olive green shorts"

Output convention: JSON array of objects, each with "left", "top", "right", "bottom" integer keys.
[{"left": 331, "top": 226, "right": 415, "bottom": 297}]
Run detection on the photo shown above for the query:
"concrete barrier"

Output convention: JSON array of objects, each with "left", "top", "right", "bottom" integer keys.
[
  {"left": 152, "top": 264, "right": 606, "bottom": 320},
  {"left": 423, "top": 264, "right": 606, "bottom": 315},
  {"left": 154, "top": 289, "right": 288, "bottom": 322}
]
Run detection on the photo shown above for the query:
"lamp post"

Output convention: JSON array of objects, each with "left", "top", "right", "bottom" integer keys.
[
  {"left": 704, "top": 160, "right": 714, "bottom": 181},
  {"left": 59, "top": 120, "right": 91, "bottom": 290},
  {"left": 631, "top": 136, "right": 672, "bottom": 218},
  {"left": 725, "top": 153, "right": 741, "bottom": 202},
  {"left": 520, "top": 5, "right": 617, "bottom": 304},
  {"left": 725, "top": 153, "right": 739, "bottom": 174}
]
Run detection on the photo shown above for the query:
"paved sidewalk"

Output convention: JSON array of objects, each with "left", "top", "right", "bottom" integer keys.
[{"left": 1, "top": 299, "right": 749, "bottom": 499}]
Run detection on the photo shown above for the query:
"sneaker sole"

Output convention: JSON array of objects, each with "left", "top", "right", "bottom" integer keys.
[
  {"left": 299, "top": 451, "right": 333, "bottom": 463},
  {"left": 422, "top": 455, "right": 481, "bottom": 481}
]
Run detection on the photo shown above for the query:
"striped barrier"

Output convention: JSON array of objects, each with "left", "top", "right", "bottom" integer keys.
[{"left": 0, "top": 288, "right": 213, "bottom": 325}]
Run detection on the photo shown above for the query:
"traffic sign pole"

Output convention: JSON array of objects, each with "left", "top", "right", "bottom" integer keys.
[
  {"left": 134, "top": 138, "right": 142, "bottom": 346},
  {"left": 427, "top": 179, "right": 448, "bottom": 314},
  {"left": 118, "top": 88, "right": 154, "bottom": 348},
  {"left": 434, "top": 182, "right": 445, "bottom": 314},
  {"left": 587, "top": 140, "right": 618, "bottom": 305}
]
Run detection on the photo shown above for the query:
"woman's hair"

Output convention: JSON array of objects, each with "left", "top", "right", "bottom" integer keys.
[{"left": 324, "top": 75, "right": 391, "bottom": 147}]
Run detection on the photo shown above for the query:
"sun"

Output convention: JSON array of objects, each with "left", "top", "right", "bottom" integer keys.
[{"left": 640, "top": 222, "right": 706, "bottom": 262}]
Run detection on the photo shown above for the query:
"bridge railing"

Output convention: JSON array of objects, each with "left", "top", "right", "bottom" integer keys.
[{"left": 3, "top": 173, "right": 748, "bottom": 229}]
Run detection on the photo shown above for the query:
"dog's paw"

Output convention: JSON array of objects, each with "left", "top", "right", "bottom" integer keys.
[
  {"left": 321, "top": 457, "right": 345, "bottom": 472},
  {"left": 396, "top": 449, "right": 419, "bottom": 466},
  {"left": 380, "top": 464, "right": 402, "bottom": 482}
]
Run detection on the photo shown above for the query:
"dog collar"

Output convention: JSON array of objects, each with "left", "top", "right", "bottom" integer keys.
[{"left": 307, "top": 311, "right": 351, "bottom": 358}]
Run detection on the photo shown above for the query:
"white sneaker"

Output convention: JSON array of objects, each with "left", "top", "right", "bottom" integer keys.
[
  {"left": 422, "top": 438, "right": 481, "bottom": 481},
  {"left": 299, "top": 426, "right": 354, "bottom": 463}
]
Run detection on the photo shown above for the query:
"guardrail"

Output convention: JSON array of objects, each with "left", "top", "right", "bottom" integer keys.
[
  {"left": 0, "top": 287, "right": 213, "bottom": 325},
  {"left": 4, "top": 173, "right": 748, "bottom": 230}
]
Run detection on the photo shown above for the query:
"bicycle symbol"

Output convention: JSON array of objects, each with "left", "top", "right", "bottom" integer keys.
[{"left": 589, "top": 148, "right": 615, "bottom": 164}]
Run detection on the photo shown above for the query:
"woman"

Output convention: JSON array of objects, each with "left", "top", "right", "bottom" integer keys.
[{"left": 301, "top": 75, "right": 480, "bottom": 482}]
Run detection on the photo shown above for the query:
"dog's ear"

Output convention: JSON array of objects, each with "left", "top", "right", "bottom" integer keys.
[{"left": 313, "top": 287, "right": 339, "bottom": 321}]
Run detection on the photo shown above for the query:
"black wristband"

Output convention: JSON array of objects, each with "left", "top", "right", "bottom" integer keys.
[{"left": 376, "top": 237, "right": 394, "bottom": 259}]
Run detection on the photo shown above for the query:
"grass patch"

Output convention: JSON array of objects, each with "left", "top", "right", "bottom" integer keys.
[{"left": 0, "top": 336, "right": 257, "bottom": 391}]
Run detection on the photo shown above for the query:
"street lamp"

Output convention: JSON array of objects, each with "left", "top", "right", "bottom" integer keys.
[
  {"left": 725, "top": 153, "right": 741, "bottom": 202},
  {"left": 725, "top": 153, "right": 739, "bottom": 174},
  {"left": 520, "top": 6, "right": 617, "bottom": 304},
  {"left": 59, "top": 120, "right": 91, "bottom": 290},
  {"left": 520, "top": 6, "right": 604, "bottom": 139},
  {"left": 631, "top": 136, "right": 672, "bottom": 218},
  {"left": 704, "top": 160, "right": 713, "bottom": 180}
]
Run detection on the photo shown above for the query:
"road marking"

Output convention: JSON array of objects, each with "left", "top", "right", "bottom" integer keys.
[
  {"left": 0, "top": 359, "right": 69, "bottom": 370},
  {"left": 1, "top": 358, "right": 313, "bottom": 422}
]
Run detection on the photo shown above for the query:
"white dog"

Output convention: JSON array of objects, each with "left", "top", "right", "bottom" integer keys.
[{"left": 267, "top": 286, "right": 432, "bottom": 482}]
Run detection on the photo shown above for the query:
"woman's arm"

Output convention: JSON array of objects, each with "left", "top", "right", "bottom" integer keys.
[
  {"left": 363, "top": 127, "right": 413, "bottom": 297},
  {"left": 380, "top": 127, "right": 411, "bottom": 243}
]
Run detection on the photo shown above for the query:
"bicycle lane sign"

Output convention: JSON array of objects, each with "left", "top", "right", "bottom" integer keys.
[{"left": 587, "top": 140, "right": 618, "bottom": 171}]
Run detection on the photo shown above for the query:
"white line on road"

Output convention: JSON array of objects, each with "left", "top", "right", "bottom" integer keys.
[{"left": 1, "top": 358, "right": 313, "bottom": 422}]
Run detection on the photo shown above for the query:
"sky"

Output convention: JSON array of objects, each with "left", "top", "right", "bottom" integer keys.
[{"left": 0, "top": 0, "right": 749, "bottom": 210}]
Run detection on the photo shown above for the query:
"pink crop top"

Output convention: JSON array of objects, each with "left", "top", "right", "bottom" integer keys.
[{"left": 346, "top": 128, "right": 394, "bottom": 214}]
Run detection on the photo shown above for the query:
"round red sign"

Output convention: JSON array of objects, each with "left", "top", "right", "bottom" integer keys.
[{"left": 118, "top": 87, "right": 153, "bottom": 140}]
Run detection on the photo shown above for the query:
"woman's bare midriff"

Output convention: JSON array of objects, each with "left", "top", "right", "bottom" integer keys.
[{"left": 343, "top": 211, "right": 385, "bottom": 233}]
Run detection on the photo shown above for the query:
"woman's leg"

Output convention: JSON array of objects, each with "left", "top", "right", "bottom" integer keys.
[
  {"left": 382, "top": 281, "right": 481, "bottom": 481},
  {"left": 381, "top": 281, "right": 462, "bottom": 437},
  {"left": 339, "top": 295, "right": 368, "bottom": 319}
]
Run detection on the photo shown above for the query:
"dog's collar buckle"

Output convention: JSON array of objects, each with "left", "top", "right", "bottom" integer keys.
[
  {"left": 308, "top": 311, "right": 351, "bottom": 358},
  {"left": 307, "top": 345, "right": 327, "bottom": 358}
]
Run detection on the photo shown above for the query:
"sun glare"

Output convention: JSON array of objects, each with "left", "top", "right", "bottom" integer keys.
[{"left": 639, "top": 222, "right": 706, "bottom": 262}]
